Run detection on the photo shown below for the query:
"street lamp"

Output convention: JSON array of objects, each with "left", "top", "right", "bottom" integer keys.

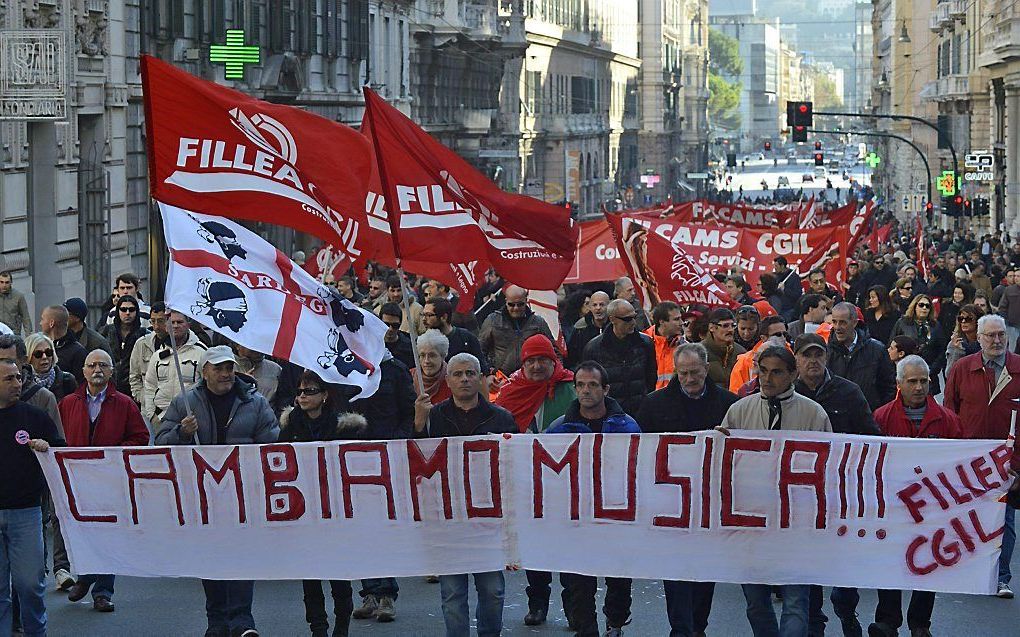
[{"left": 898, "top": 20, "right": 911, "bottom": 43}]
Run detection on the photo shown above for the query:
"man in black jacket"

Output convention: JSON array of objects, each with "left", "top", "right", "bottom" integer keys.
[
  {"left": 581, "top": 299, "right": 656, "bottom": 415},
  {"left": 567, "top": 291, "right": 610, "bottom": 369},
  {"left": 826, "top": 302, "right": 897, "bottom": 410},
  {"left": 422, "top": 297, "right": 488, "bottom": 370},
  {"left": 636, "top": 342, "right": 737, "bottom": 637},
  {"left": 380, "top": 303, "right": 414, "bottom": 369},
  {"left": 40, "top": 305, "right": 87, "bottom": 384},
  {"left": 794, "top": 333, "right": 879, "bottom": 637},
  {"left": 411, "top": 353, "right": 513, "bottom": 637}
]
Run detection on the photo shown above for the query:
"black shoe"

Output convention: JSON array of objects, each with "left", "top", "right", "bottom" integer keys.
[
  {"left": 203, "top": 629, "right": 229, "bottom": 637},
  {"left": 93, "top": 596, "right": 115, "bottom": 612},
  {"left": 311, "top": 630, "right": 328, "bottom": 637},
  {"left": 868, "top": 623, "right": 896, "bottom": 637},
  {"left": 524, "top": 607, "right": 548, "bottom": 626},
  {"left": 67, "top": 580, "right": 92, "bottom": 602},
  {"left": 230, "top": 629, "right": 259, "bottom": 637}
]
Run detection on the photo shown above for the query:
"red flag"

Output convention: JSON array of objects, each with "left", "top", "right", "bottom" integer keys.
[
  {"left": 141, "top": 56, "right": 372, "bottom": 258},
  {"left": 605, "top": 213, "right": 739, "bottom": 311},
  {"left": 916, "top": 214, "right": 929, "bottom": 280},
  {"left": 360, "top": 88, "right": 577, "bottom": 290}
]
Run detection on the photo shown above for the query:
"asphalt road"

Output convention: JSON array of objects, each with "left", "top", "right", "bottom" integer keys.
[
  {"left": 716, "top": 157, "right": 871, "bottom": 203},
  {"left": 45, "top": 554, "right": 1019, "bottom": 636}
]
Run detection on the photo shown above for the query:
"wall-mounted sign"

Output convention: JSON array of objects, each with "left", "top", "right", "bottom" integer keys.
[
  {"left": 964, "top": 151, "right": 994, "bottom": 181},
  {"left": 210, "top": 30, "right": 260, "bottom": 80},
  {"left": 0, "top": 30, "right": 67, "bottom": 120},
  {"left": 937, "top": 170, "right": 957, "bottom": 197}
]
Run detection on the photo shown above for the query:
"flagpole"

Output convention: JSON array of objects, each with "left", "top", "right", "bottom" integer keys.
[
  {"left": 362, "top": 88, "right": 424, "bottom": 395},
  {"left": 164, "top": 309, "right": 195, "bottom": 421}
]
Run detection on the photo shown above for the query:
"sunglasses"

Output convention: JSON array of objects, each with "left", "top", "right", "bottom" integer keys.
[
  {"left": 916, "top": 303, "right": 931, "bottom": 309},
  {"left": 958, "top": 315, "right": 975, "bottom": 322},
  {"left": 297, "top": 387, "right": 324, "bottom": 396},
  {"left": 506, "top": 302, "right": 528, "bottom": 308},
  {"left": 614, "top": 314, "right": 637, "bottom": 322},
  {"left": 119, "top": 306, "right": 138, "bottom": 313},
  {"left": 32, "top": 349, "right": 54, "bottom": 359},
  {"left": 383, "top": 321, "right": 402, "bottom": 330}
]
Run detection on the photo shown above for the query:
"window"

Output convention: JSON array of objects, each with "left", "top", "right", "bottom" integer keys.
[{"left": 571, "top": 76, "right": 595, "bottom": 114}]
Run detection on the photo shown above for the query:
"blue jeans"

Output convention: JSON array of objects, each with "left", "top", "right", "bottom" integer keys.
[
  {"left": 663, "top": 580, "right": 715, "bottom": 637},
  {"left": 743, "top": 584, "right": 810, "bottom": 637},
  {"left": 359, "top": 577, "right": 398, "bottom": 600},
  {"left": 438, "top": 571, "right": 504, "bottom": 637},
  {"left": 1000, "top": 504, "right": 1015, "bottom": 585},
  {"left": 202, "top": 579, "right": 255, "bottom": 632},
  {"left": 0, "top": 507, "right": 47, "bottom": 637},
  {"left": 76, "top": 574, "right": 115, "bottom": 600}
]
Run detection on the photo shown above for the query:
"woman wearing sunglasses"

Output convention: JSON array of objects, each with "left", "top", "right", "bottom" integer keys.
[
  {"left": 945, "top": 304, "right": 985, "bottom": 373},
  {"left": 24, "top": 332, "right": 77, "bottom": 402},
  {"left": 890, "top": 294, "right": 946, "bottom": 394},
  {"left": 279, "top": 370, "right": 368, "bottom": 637}
]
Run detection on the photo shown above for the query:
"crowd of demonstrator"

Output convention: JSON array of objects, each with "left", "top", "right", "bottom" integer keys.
[{"left": 1, "top": 230, "right": 1019, "bottom": 637}]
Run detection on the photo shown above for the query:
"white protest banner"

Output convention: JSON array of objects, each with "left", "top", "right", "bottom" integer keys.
[{"left": 42, "top": 431, "right": 1010, "bottom": 593}]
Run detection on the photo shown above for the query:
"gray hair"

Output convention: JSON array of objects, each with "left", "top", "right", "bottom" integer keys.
[
  {"left": 416, "top": 329, "right": 449, "bottom": 359},
  {"left": 606, "top": 298, "right": 633, "bottom": 317},
  {"left": 896, "top": 354, "right": 930, "bottom": 382},
  {"left": 977, "top": 314, "right": 1007, "bottom": 334},
  {"left": 831, "top": 302, "right": 859, "bottom": 324},
  {"left": 24, "top": 332, "right": 55, "bottom": 358},
  {"left": 674, "top": 341, "right": 708, "bottom": 366},
  {"left": 447, "top": 352, "right": 481, "bottom": 375},
  {"left": 614, "top": 276, "right": 633, "bottom": 292}
]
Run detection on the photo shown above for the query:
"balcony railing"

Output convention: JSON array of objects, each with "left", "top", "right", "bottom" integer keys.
[
  {"left": 936, "top": 74, "right": 970, "bottom": 100},
  {"left": 949, "top": 0, "right": 967, "bottom": 18}
]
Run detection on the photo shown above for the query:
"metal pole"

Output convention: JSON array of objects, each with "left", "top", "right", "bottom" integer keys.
[
  {"left": 809, "top": 128, "right": 932, "bottom": 210},
  {"left": 395, "top": 267, "right": 425, "bottom": 395},
  {"left": 164, "top": 311, "right": 195, "bottom": 420}
]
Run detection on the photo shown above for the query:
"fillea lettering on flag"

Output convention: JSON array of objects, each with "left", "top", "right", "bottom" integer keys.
[
  {"left": 141, "top": 55, "right": 371, "bottom": 265},
  {"left": 360, "top": 88, "right": 578, "bottom": 292},
  {"left": 159, "top": 202, "right": 388, "bottom": 398}
]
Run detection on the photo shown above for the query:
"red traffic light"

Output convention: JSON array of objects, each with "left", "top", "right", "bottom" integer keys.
[
  {"left": 814, "top": 141, "right": 822, "bottom": 150},
  {"left": 798, "top": 104, "right": 808, "bottom": 114},
  {"left": 925, "top": 202, "right": 933, "bottom": 210},
  {"left": 953, "top": 195, "right": 964, "bottom": 205},
  {"left": 764, "top": 141, "right": 772, "bottom": 150}
]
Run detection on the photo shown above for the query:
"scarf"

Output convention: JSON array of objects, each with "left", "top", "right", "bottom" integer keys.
[
  {"left": 494, "top": 362, "right": 574, "bottom": 433},
  {"left": 38, "top": 366, "right": 57, "bottom": 389},
  {"left": 413, "top": 361, "right": 450, "bottom": 405},
  {"left": 760, "top": 385, "right": 795, "bottom": 430}
]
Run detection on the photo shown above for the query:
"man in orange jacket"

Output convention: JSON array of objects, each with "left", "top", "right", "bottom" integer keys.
[
  {"left": 729, "top": 316, "right": 790, "bottom": 393},
  {"left": 643, "top": 301, "right": 684, "bottom": 389}
]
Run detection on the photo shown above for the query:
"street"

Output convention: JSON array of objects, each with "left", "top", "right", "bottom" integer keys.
[
  {"left": 46, "top": 555, "right": 1019, "bottom": 636},
  {"left": 715, "top": 158, "right": 872, "bottom": 203}
]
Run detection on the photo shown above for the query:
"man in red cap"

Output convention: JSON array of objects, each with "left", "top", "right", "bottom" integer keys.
[{"left": 493, "top": 333, "right": 574, "bottom": 627}]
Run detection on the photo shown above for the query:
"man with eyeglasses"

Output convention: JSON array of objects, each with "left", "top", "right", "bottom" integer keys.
[
  {"left": 0, "top": 357, "right": 63, "bottom": 637},
  {"left": 702, "top": 308, "right": 747, "bottom": 387},
  {"left": 380, "top": 302, "right": 414, "bottom": 369},
  {"left": 422, "top": 296, "right": 487, "bottom": 369},
  {"left": 944, "top": 314, "right": 1020, "bottom": 599},
  {"left": 58, "top": 349, "right": 148, "bottom": 613},
  {"left": 728, "top": 315, "right": 789, "bottom": 393},
  {"left": 865, "top": 255, "right": 896, "bottom": 292},
  {"left": 580, "top": 299, "right": 656, "bottom": 415},
  {"left": 807, "top": 268, "right": 841, "bottom": 303},
  {"left": 103, "top": 273, "right": 151, "bottom": 328},
  {"left": 99, "top": 295, "right": 149, "bottom": 396},
  {"left": 360, "top": 275, "right": 388, "bottom": 312},
  {"left": 128, "top": 302, "right": 168, "bottom": 406},
  {"left": 479, "top": 285, "right": 554, "bottom": 380}
]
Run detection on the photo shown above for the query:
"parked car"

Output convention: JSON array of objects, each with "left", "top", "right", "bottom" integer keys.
[
  {"left": 777, "top": 176, "right": 790, "bottom": 186},
  {"left": 802, "top": 173, "right": 815, "bottom": 183}
]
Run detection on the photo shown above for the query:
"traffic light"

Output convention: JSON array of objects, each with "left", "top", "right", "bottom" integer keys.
[
  {"left": 814, "top": 152, "right": 824, "bottom": 166},
  {"left": 727, "top": 152, "right": 737, "bottom": 168},
  {"left": 942, "top": 194, "right": 964, "bottom": 217},
  {"left": 925, "top": 201, "right": 934, "bottom": 224},
  {"left": 764, "top": 141, "right": 772, "bottom": 151},
  {"left": 787, "top": 101, "right": 813, "bottom": 142},
  {"left": 814, "top": 141, "right": 822, "bottom": 151},
  {"left": 963, "top": 199, "right": 973, "bottom": 217}
]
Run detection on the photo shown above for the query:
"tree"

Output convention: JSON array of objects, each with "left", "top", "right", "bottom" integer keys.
[
  {"left": 814, "top": 74, "right": 843, "bottom": 109},
  {"left": 708, "top": 28, "right": 742, "bottom": 130}
]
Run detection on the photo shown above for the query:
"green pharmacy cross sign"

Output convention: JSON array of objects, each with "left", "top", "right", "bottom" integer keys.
[
  {"left": 865, "top": 152, "right": 881, "bottom": 168},
  {"left": 210, "top": 30, "right": 259, "bottom": 79}
]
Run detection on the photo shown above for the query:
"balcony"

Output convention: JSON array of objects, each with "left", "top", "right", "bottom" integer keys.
[
  {"left": 463, "top": 3, "right": 498, "bottom": 38},
  {"left": 929, "top": 3, "right": 952, "bottom": 32},
  {"left": 992, "top": 17, "right": 1020, "bottom": 61},
  {"left": 949, "top": 0, "right": 968, "bottom": 18}
]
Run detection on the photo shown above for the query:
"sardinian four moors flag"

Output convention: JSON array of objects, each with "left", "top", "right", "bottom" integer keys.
[
  {"left": 141, "top": 55, "right": 372, "bottom": 271},
  {"left": 159, "top": 202, "right": 388, "bottom": 398},
  {"left": 606, "top": 213, "right": 738, "bottom": 312},
  {"left": 360, "top": 88, "right": 578, "bottom": 292}
]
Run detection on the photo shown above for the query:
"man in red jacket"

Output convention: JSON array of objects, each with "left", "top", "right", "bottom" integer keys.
[
  {"left": 943, "top": 314, "right": 1020, "bottom": 598},
  {"left": 58, "top": 349, "right": 148, "bottom": 612},
  {"left": 872, "top": 355, "right": 961, "bottom": 637}
]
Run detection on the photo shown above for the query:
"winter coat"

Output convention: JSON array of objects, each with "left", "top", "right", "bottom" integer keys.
[
  {"left": 795, "top": 372, "right": 880, "bottom": 435},
  {"left": 567, "top": 314, "right": 606, "bottom": 369},
  {"left": 54, "top": 333, "right": 88, "bottom": 384},
  {"left": 547, "top": 396, "right": 641, "bottom": 434},
  {"left": 720, "top": 386, "right": 832, "bottom": 432},
  {"left": 702, "top": 333, "right": 747, "bottom": 388},
  {"left": 19, "top": 369, "right": 63, "bottom": 438},
  {"left": 874, "top": 395, "right": 962, "bottom": 439},
  {"left": 999, "top": 284, "right": 1020, "bottom": 327},
  {"left": 890, "top": 318, "right": 947, "bottom": 392},
  {"left": 38, "top": 365, "right": 78, "bottom": 404},
  {"left": 946, "top": 335, "right": 981, "bottom": 373},
  {"left": 236, "top": 356, "right": 283, "bottom": 409},
  {"left": 155, "top": 377, "right": 280, "bottom": 445},
  {"left": 864, "top": 308, "right": 900, "bottom": 345},
  {"left": 384, "top": 331, "right": 415, "bottom": 370},
  {"left": 581, "top": 329, "right": 656, "bottom": 415},
  {"left": 943, "top": 351, "right": 1020, "bottom": 444},
  {"left": 333, "top": 358, "right": 415, "bottom": 440},
  {"left": 0, "top": 288, "right": 31, "bottom": 335},
  {"left": 826, "top": 328, "right": 897, "bottom": 411},
  {"left": 642, "top": 326, "right": 680, "bottom": 389},
  {"left": 73, "top": 325, "right": 113, "bottom": 357},
  {"left": 444, "top": 326, "right": 489, "bottom": 372},
  {"left": 479, "top": 308, "right": 554, "bottom": 375},
  {"left": 58, "top": 384, "right": 149, "bottom": 447},
  {"left": 129, "top": 332, "right": 168, "bottom": 404},
  {"left": 103, "top": 320, "right": 148, "bottom": 395},
  {"left": 278, "top": 408, "right": 368, "bottom": 442},
  {"left": 636, "top": 377, "right": 738, "bottom": 434},
  {"left": 142, "top": 332, "right": 207, "bottom": 424},
  {"left": 423, "top": 397, "right": 517, "bottom": 438}
]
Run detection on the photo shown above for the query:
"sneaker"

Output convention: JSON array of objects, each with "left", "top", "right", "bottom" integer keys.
[
  {"left": 868, "top": 623, "right": 897, "bottom": 637},
  {"left": 424, "top": 574, "right": 439, "bottom": 583},
  {"left": 352, "top": 595, "right": 378, "bottom": 619},
  {"left": 203, "top": 628, "right": 229, "bottom": 637},
  {"left": 839, "top": 615, "right": 863, "bottom": 637},
  {"left": 997, "top": 581, "right": 1014, "bottom": 598},
  {"left": 67, "top": 580, "right": 92, "bottom": 602},
  {"left": 376, "top": 596, "right": 395, "bottom": 622},
  {"left": 54, "top": 569, "right": 76, "bottom": 591},
  {"left": 93, "top": 596, "right": 115, "bottom": 612}
]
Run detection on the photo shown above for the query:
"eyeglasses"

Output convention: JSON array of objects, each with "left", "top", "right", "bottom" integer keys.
[
  {"left": 297, "top": 387, "right": 324, "bottom": 396},
  {"left": 901, "top": 286, "right": 913, "bottom": 291},
  {"left": 614, "top": 314, "right": 637, "bottom": 322},
  {"left": 383, "top": 321, "right": 402, "bottom": 330},
  {"left": 506, "top": 302, "right": 528, "bottom": 308},
  {"left": 916, "top": 303, "right": 931, "bottom": 309},
  {"left": 712, "top": 321, "right": 736, "bottom": 329},
  {"left": 84, "top": 362, "right": 112, "bottom": 369},
  {"left": 420, "top": 312, "right": 436, "bottom": 318},
  {"left": 978, "top": 331, "right": 1008, "bottom": 341},
  {"left": 32, "top": 349, "right": 54, "bottom": 359},
  {"left": 958, "top": 315, "right": 975, "bottom": 322},
  {"left": 119, "top": 306, "right": 138, "bottom": 313}
]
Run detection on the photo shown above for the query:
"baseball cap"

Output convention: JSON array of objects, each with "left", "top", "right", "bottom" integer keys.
[
  {"left": 63, "top": 297, "right": 88, "bottom": 321},
  {"left": 199, "top": 345, "right": 237, "bottom": 368},
  {"left": 793, "top": 333, "right": 828, "bottom": 355}
]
